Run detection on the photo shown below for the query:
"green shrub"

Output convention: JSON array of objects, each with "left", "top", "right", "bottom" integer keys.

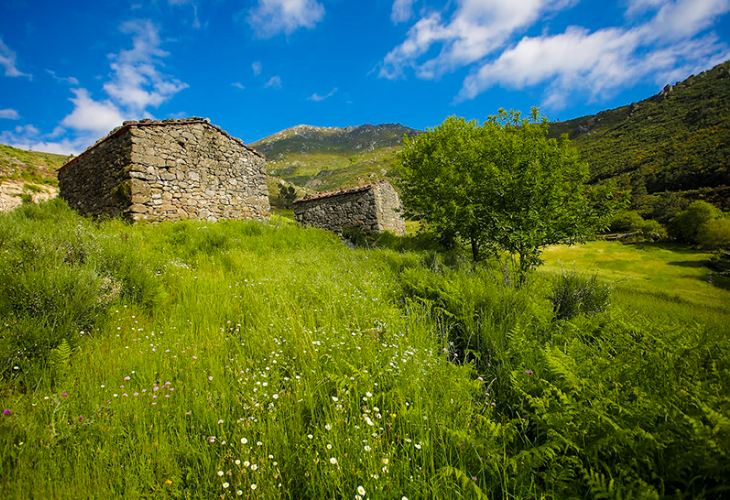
[
  {"left": 670, "top": 200, "right": 723, "bottom": 243},
  {"left": 608, "top": 210, "right": 644, "bottom": 233},
  {"left": 551, "top": 267, "right": 612, "bottom": 321},
  {"left": 638, "top": 219, "right": 667, "bottom": 241},
  {"left": 697, "top": 217, "right": 730, "bottom": 249}
]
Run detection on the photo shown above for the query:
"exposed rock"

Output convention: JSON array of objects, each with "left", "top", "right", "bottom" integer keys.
[{"left": 0, "top": 181, "right": 57, "bottom": 212}]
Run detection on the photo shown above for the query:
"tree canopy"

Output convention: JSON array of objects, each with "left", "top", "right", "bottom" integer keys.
[{"left": 397, "top": 109, "right": 621, "bottom": 284}]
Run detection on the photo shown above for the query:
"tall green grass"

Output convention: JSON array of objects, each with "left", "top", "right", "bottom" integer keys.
[{"left": 1, "top": 201, "right": 728, "bottom": 499}]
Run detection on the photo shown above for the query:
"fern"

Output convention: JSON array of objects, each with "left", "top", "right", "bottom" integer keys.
[
  {"left": 48, "top": 338, "right": 72, "bottom": 383},
  {"left": 584, "top": 469, "right": 624, "bottom": 500},
  {"left": 434, "top": 466, "right": 490, "bottom": 500},
  {"left": 48, "top": 338, "right": 72, "bottom": 367},
  {"left": 543, "top": 347, "right": 580, "bottom": 392}
]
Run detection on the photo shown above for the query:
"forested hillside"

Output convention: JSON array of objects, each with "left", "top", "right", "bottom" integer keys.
[{"left": 548, "top": 60, "right": 730, "bottom": 215}]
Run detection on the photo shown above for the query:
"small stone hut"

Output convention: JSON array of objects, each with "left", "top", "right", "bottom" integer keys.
[
  {"left": 58, "top": 117, "right": 270, "bottom": 223},
  {"left": 293, "top": 180, "right": 406, "bottom": 236}
]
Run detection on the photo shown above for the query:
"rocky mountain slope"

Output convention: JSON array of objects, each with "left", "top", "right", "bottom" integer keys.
[{"left": 252, "top": 123, "right": 421, "bottom": 192}]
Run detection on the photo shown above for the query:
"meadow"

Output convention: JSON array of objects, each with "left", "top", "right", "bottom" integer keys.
[{"left": 1, "top": 200, "right": 729, "bottom": 499}]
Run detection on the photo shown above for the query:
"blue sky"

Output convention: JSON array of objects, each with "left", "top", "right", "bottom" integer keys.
[{"left": 0, "top": 0, "right": 729, "bottom": 155}]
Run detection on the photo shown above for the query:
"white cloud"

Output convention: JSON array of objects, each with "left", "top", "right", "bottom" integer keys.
[
  {"left": 391, "top": 0, "right": 415, "bottom": 23},
  {"left": 626, "top": 0, "right": 669, "bottom": 17},
  {"left": 307, "top": 87, "right": 337, "bottom": 102},
  {"left": 102, "top": 20, "right": 188, "bottom": 114},
  {"left": 46, "top": 69, "right": 80, "bottom": 86},
  {"left": 645, "top": 0, "right": 730, "bottom": 41},
  {"left": 252, "top": 61, "right": 262, "bottom": 76},
  {"left": 0, "top": 124, "right": 86, "bottom": 155},
  {"left": 232, "top": 82, "right": 245, "bottom": 89},
  {"left": 0, "top": 109, "right": 20, "bottom": 119},
  {"left": 61, "top": 88, "right": 127, "bottom": 135},
  {"left": 264, "top": 75, "right": 282, "bottom": 89},
  {"left": 379, "top": 0, "right": 730, "bottom": 108},
  {"left": 457, "top": 8, "right": 730, "bottom": 107},
  {"left": 1, "top": 19, "right": 188, "bottom": 156},
  {"left": 247, "top": 0, "right": 325, "bottom": 38},
  {"left": 379, "top": 0, "right": 577, "bottom": 80},
  {"left": 0, "top": 35, "right": 31, "bottom": 78}
]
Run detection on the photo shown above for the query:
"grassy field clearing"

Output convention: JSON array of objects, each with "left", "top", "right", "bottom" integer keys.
[
  {"left": 541, "top": 241, "right": 730, "bottom": 327},
  {"left": 1, "top": 201, "right": 728, "bottom": 499}
]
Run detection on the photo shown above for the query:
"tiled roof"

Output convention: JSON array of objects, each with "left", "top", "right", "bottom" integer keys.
[
  {"left": 58, "top": 117, "right": 264, "bottom": 173},
  {"left": 293, "top": 181, "right": 386, "bottom": 204}
]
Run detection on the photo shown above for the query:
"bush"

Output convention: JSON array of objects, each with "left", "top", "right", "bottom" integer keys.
[
  {"left": 670, "top": 200, "right": 723, "bottom": 243},
  {"left": 608, "top": 210, "right": 644, "bottom": 233},
  {"left": 551, "top": 268, "right": 612, "bottom": 321},
  {"left": 638, "top": 219, "right": 667, "bottom": 241},
  {"left": 697, "top": 217, "right": 730, "bottom": 249}
]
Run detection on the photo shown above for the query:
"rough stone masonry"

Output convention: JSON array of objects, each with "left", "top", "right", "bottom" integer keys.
[
  {"left": 58, "top": 118, "right": 270, "bottom": 223},
  {"left": 293, "top": 180, "right": 406, "bottom": 236}
]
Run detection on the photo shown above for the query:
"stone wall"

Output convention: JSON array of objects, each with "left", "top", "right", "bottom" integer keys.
[
  {"left": 293, "top": 181, "right": 405, "bottom": 236},
  {"left": 59, "top": 118, "right": 270, "bottom": 223},
  {"left": 58, "top": 127, "right": 132, "bottom": 218},
  {"left": 372, "top": 181, "right": 406, "bottom": 235}
]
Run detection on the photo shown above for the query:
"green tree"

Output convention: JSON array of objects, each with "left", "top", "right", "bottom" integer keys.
[
  {"left": 397, "top": 109, "right": 621, "bottom": 285},
  {"left": 278, "top": 184, "right": 297, "bottom": 209}
]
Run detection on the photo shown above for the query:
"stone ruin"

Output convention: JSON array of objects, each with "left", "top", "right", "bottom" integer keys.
[
  {"left": 58, "top": 118, "right": 270, "bottom": 223},
  {"left": 293, "top": 180, "right": 406, "bottom": 236}
]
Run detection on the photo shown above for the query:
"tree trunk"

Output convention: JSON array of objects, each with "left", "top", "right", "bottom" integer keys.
[{"left": 471, "top": 237, "right": 480, "bottom": 262}]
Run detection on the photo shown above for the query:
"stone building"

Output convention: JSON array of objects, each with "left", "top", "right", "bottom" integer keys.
[
  {"left": 293, "top": 180, "right": 406, "bottom": 236},
  {"left": 58, "top": 118, "right": 270, "bottom": 223}
]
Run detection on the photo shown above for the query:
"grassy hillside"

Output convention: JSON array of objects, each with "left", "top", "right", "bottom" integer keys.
[
  {"left": 253, "top": 124, "right": 421, "bottom": 191},
  {"left": 0, "top": 143, "right": 68, "bottom": 186},
  {"left": 548, "top": 60, "right": 730, "bottom": 215},
  {"left": 1, "top": 200, "right": 729, "bottom": 499}
]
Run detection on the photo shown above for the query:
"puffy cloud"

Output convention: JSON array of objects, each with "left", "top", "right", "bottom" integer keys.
[
  {"left": 252, "top": 61, "right": 262, "bottom": 76},
  {"left": 0, "top": 109, "right": 20, "bottom": 119},
  {"left": 379, "top": 0, "right": 576, "bottom": 80},
  {"left": 2, "top": 19, "right": 188, "bottom": 156},
  {"left": 102, "top": 20, "right": 188, "bottom": 114},
  {"left": 458, "top": 21, "right": 730, "bottom": 107},
  {"left": 0, "top": 124, "right": 86, "bottom": 155},
  {"left": 379, "top": 0, "right": 730, "bottom": 108},
  {"left": 0, "top": 35, "right": 31, "bottom": 79},
  {"left": 391, "top": 0, "right": 415, "bottom": 23},
  {"left": 264, "top": 75, "right": 282, "bottom": 89},
  {"left": 247, "top": 0, "right": 325, "bottom": 38},
  {"left": 307, "top": 87, "right": 337, "bottom": 102},
  {"left": 61, "top": 88, "right": 127, "bottom": 135},
  {"left": 644, "top": 0, "right": 730, "bottom": 41}
]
